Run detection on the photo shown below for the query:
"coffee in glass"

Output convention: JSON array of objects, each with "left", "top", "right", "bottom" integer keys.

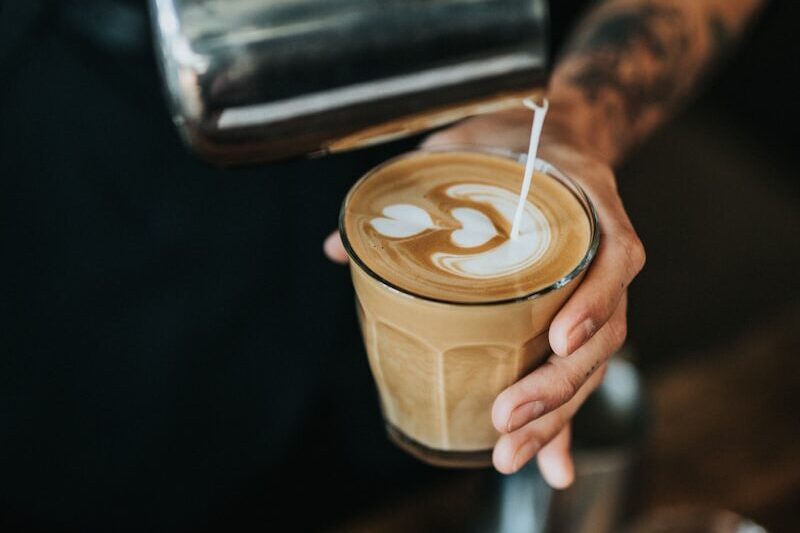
[{"left": 340, "top": 147, "right": 598, "bottom": 467}]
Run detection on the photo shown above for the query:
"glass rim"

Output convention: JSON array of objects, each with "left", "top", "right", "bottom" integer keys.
[{"left": 338, "top": 144, "right": 600, "bottom": 307}]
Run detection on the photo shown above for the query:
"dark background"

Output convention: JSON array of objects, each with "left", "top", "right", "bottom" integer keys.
[
  {"left": 618, "top": 0, "right": 800, "bottom": 366},
  {"left": 1, "top": 1, "right": 798, "bottom": 531}
]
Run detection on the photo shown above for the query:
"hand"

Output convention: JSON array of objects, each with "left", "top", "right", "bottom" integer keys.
[{"left": 324, "top": 109, "right": 645, "bottom": 488}]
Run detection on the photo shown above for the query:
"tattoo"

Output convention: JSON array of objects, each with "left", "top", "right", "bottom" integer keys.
[
  {"left": 565, "top": 5, "right": 692, "bottom": 132},
  {"left": 549, "top": 0, "right": 758, "bottom": 163},
  {"left": 708, "top": 14, "right": 733, "bottom": 54}
]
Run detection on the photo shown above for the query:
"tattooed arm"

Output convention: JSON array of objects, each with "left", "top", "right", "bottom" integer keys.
[{"left": 546, "top": 0, "right": 765, "bottom": 165}]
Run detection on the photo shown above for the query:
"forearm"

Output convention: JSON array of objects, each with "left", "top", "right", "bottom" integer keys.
[{"left": 544, "top": 0, "right": 765, "bottom": 166}]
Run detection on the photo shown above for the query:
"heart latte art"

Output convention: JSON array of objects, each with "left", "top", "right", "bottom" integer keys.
[
  {"left": 369, "top": 184, "right": 551, "bottom": 279},
  {"left": 343, "top": 152, "right": 592, "bottom": 303}
]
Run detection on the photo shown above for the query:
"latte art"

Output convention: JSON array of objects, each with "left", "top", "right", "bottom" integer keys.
[
  {"left": 370, "top": 204, "right": 435, "bottom": 238},
  {"left": 433, "top": 184, "right": 550, "bottom": 279},
  {"left": 344, "top": 151, "right": 591, "bottom": 303},
  {"left": 449, "top": 207, "right": 496, "bottom": 248},
  {"left": 370, "top": 184, "right": 551, "bottom": 279}
]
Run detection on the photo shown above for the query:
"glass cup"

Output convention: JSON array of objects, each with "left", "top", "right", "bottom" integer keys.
[{"left": 339, "top": 146, "right": 599, "bottom": 467}]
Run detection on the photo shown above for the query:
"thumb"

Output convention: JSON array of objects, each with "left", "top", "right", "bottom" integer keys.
[{"left": 323, "top": 231, "right": 349, "bottom": 264}]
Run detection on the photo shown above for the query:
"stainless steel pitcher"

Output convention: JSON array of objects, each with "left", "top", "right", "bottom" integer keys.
[{"left": 149, "top": 0, "right": 548, "bottom": 164}]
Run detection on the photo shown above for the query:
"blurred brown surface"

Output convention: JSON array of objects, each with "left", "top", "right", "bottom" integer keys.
[{"left": 637, "top": 305, "right": 800, "bottom": 532}]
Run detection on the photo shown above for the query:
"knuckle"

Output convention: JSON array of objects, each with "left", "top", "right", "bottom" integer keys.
[
  {"left": 618, "top": 230, "right": 646, "bottom": 278},
  {"left": 554, "top": 370, "right": 581, "bottom": 405},
  {"left": 515, "top": 373, "right": 540, "bottom": 401},
  {"left": 607, "top": 316, "right": 628, "bottom": 352},
  {"left": 634, "top": 237, "right": 646, "bottom": 270}
]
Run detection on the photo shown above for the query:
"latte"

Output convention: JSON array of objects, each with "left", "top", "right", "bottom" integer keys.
[{"left": 340, "top": 149, "right": 597, "bottom": 466}]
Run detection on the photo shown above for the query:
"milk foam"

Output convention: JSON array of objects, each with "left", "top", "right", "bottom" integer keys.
[
  {"left": 369, "top": 184, "right": 551, "bottom": 279},
  {"left": 433, "top": 184, "right": 550, "bottom": 278},
  {"left": 370, "top": 204, "right": 435, "bottom": 238},
  {"left": 450, "top": 208, "right": 497, "bottom": 248}
]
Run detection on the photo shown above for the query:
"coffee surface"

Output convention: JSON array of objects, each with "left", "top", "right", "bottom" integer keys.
[{"left": 344, "top": 151, "right": 592, "bottom": 303}]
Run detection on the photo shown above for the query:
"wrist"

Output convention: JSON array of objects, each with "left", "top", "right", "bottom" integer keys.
[{"left": 541, "top": 79, "right": 628, "bottom": 167}]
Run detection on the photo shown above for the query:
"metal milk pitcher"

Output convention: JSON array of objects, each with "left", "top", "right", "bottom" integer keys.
[{"left": 149, "top": 0, "right": 548, "bottom": 164}]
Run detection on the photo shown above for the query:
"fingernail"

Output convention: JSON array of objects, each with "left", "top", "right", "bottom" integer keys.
[
  {"left": 566, "top": 319, "right": 595, "bottom": 355},
  {"left": 512, "top": 440, "right": 540, "bottom": 473},
  {"left": 506, "top": 401, "right": 546, "bottom": 432}
]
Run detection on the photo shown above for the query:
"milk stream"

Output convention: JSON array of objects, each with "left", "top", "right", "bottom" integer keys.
[{"left": 510, "top": 97, "right": 549, "bottom": 240}]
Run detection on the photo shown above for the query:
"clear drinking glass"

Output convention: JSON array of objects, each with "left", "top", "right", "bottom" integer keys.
[{"left": 339, "top": 146, "right": 599, "bottom": 467}]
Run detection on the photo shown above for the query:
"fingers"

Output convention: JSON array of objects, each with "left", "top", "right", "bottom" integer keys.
[
  {"left": 421, "top": 109, "right": 534, "bottom": 152},
  {"left": 493, "top": 295, "right": 626, "bottom": 434},
  {"left": 549, "top": 181, "right": 644, "bottom": 356},
  {"left": 323, "top": 231, "right": 349, "bottom": 264},
  {"left": 536, "top": 425, "right": 574, "bottom": 489},
  {"left": 493, "top": 362, "right": 607, "bottom": 475}
]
